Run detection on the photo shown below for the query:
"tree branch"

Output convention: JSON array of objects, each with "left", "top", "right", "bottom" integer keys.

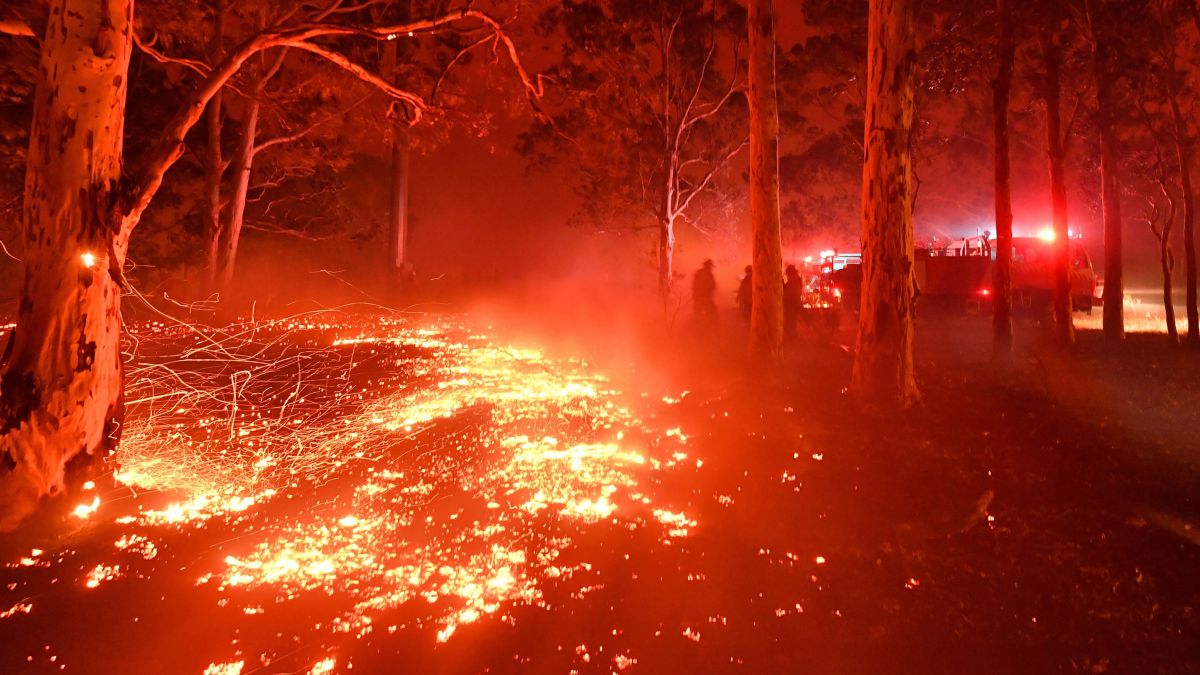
[
  {"left": 468, "top": 13, "right": 547, "bottom": 107},
  {"left": 286, "top": 41, "right": 425, "bottom": 111},
  {"left": 673, "top": 137, "right": 749, "bottom": 219},
  {"left": 244, "top": 220, "right": 339, "bottom": 241},
  {"left": 681, "top": 39, "right": 745, "bottom": 134},
  {"left": 0, "top": 19, "right": 35, "bottom": 39},
  {"left": 431, "top": 33, "right": 494, "bottom": 103},
  {"left": 680, "top": 33, "right": 719, "bottom": 133},
  {"left": 134, "top": 31, "right": 211, "bottom": 77},
  {"left": 1061, "top": 82, "right": 1092, "bottom": 152},
  {"left": 120, "top": 8, "right": 544, "bottom": 240},
  {"left": 253, "top": 95, "right": 368, "bottom": 156},
  {"left": 682, "top": 83, "right": 747, "bottom": 132}
]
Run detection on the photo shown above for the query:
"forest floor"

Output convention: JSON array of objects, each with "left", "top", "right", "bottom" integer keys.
[{"left": 0, "top": 306, "right": 1198, "bottom": 674}]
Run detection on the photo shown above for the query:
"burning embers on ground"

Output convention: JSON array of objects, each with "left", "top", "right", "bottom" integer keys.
[{"left": 1, "top": 315, "right": 697, "bottom": 673}]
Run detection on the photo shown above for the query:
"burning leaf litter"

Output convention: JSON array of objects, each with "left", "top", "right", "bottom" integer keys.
[{"left": 3, "top": 315, "right": 702, "bottom": 672}]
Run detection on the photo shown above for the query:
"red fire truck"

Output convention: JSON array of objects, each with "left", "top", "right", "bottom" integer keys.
[
  {"left": 796, "top": 253, "right": 852, "bottom": 330},
  {"left": 917, "top": 232, "right": 1098, "bottom": 313},
  {"left": 807, "top": 231, "right": 1099, "bottom": 321},
  {"left": 1009, "top": 234, "right": 1099, "bottom": 313}
]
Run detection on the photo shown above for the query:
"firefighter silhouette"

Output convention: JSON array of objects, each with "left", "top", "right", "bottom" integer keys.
[
  {"left": 692, "top": 259, "right": 718, "bottom": 326},
  {"left": 736, "top": 265, "right": 753, "bottom": 325},
  {"left": 783, "top": 264, "right": 803, "bottom": 342}
]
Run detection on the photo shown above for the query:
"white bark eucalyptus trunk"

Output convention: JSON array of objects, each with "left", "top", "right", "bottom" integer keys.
[
  {"left": 0, "top": 0, "right": 133, "bottom": 530},
  {"left": 658, "top": 215, "right": 676, "bottom": 309},
  {"left": 852, "top": 0, "right": 919, "bottom": 407},
  {"left": 748, "top": 0, "right": 784, "bottom": 359}
]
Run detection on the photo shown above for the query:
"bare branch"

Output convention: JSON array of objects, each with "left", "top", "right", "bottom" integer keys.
[
  {"left": 681, "top": 36, "right": 746, "bottom": 135},
  {"left": 258, "top": 47, "right": 290, "bottom": 86},
  {"left": 431, "top": 33, "right": 494, "bottom": 103},
  {"left": 673, "top": 137, "right": 749, "bottom": 219},
  {"left": 0, "top": 19, "right": 35, "bottom": 38},
  {"left": 253, "top": 96, "right": 368, "bottom": 156},
  {"left": 681, "top": 83, "right": 747, "bottom": 132},
  {"left": 466, "top": 13, "right": 547, "bottom": 105},
  {"left": 286, "top": 41, "right": 425, "bottom": 111},
  {"left": 0, "top": 237, "right": 22, "bottom": 262},
  {"left": 328, "top": 1, "right": 388, "bottom": 14},
  {"left": 680, "top": 32, "right": 719, "bottom": 133},
  {"left": 134, "top": 31, "right": 211, "bottom": 77},
  {"left": 244, "top": 221, "right": 339, "bottom": 241},
  {"left": 121, "top": 8, "right": 544, "bottom": 238},
  {"left": 1061, "top": 82, "right": 1092, "bottom": 152}
]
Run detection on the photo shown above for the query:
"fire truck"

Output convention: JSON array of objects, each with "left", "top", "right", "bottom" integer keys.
[
  {"left": 805, "top": 231, "right": 1099, "bottom": 321},
  {"left": 795, "top": 251, "right": 858, "bottom": 330},
  {"left": 917, "top": 232, "right": 1098, "bottom": 313},
  {"left": 1009, "top": 234, "right": 1099, "bottom": 313}
]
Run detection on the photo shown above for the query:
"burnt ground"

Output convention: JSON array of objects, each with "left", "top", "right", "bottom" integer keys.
[
  {"left": 0, "top": 309, "right": 1198, "bottom": 674},
  {"left": 624, "top": 311, "right": 1200, "bottom": 674}
]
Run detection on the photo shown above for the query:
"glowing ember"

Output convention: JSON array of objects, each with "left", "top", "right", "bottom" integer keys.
[
  {"left": 0, "top": 601, "right": 33, "bottom": 620},
  {"left": 653, "top": 509, "right": 698, "bottom": 537},
  {"left": 71, "top": 495, "right": 100, "bottom": 519},
  {"left": 6, "top": 316, "right": 697, "bottom": 669},
  {"left": 203, "top": 662, "right": 244, "bottom": 675},
  {"left": 309, "top": 657, "right": 336, "bottom": 674},
  {"left": 84, "top": 563, "right": 122, "bottom": 589}
]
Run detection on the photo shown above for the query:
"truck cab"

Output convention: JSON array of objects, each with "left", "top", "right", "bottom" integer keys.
[{"left": 1010, "top": 236, "right": 1098, "bottom": 313}]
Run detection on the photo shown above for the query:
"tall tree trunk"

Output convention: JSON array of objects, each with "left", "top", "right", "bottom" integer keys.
[
  {"left": 383, "top": 40, "right": 410, "bottom": 296},
  {"left": 991, "top": 0, "right": 1015, "bottom": 358},
  {"left": 215, "top": 18, "right": 285, "bottom": 303},
  {"left": 659, "top": 215, "right": 676, "bottom": 307},
  {"left": 748, "top": 0, "right": 784, "bottom": 358},
  {"left": 217, "top": 96, "right": 260, "bottom": 298},
  {"left": 216, "top": 43, "right": 287, "bottom": 300},
  {"left": 1041, "top": 32, "right": 1075, "bottom": 345},
  {"left": 1087, "top": 0, "right": 1124, "bottom": 341},
  {"left": 205, "top": 89, "right": 225, "bottom": 295},
  {"left": 0, "top": 0, "right": 132, "bottom": 530},
  {"left": 388, "top": 131, "right": 411, "bottom": 292},
  {"left": 205, "top": 0, "right": 226, "bottom": 295},
  {"left": 1165, "top": 58, "right": 1198, "bottom": 343},
  {"left": 1162, "top": 245, "right": 1178, "bottom": 340},
  {"left": 1157, "top": 188, "right": 1178, "bottom": 342},
  {"left": 852, "top": 0, "right": 919, "bottom": 406}
]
